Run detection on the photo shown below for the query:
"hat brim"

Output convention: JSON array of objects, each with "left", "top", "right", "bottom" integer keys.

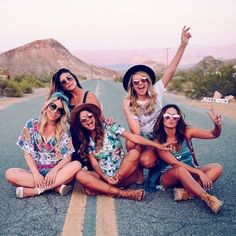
[
  {"left": 122, "top": 65, "right": 156, "bottom": 91},
  {"left": 71, "top": 103, "right": 101, "bottom": 126}
]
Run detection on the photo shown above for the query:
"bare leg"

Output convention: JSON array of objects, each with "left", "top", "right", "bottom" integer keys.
[
  {"left": 76, "top": 170, "right": 144, "bottom": 201},
  {"left": 5, "top": 161, "right": 81, "bottom": 198},
  {"left": 197, "top": 163, "right": 223, "bottom": 183},
  {"left": 160, "top": 166, "right": 207, "bottom": 197},
  {"left": 140, "top": 148, "right": 158, "bottom": 169},
  {"left": 114, "top": 149, "right": 140, "bottom": 183}
]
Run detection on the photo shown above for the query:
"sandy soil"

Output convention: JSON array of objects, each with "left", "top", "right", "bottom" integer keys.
[
  {"left": 0, "top": 87, "right": 49, "bottom": 110},
  {"left": 0, "top": 88, "right": 235, "bottom": 121}
]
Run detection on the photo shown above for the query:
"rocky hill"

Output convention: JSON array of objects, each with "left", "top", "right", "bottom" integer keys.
[{"left": 0, "top": 39, "right": 117, "bottom": 79}]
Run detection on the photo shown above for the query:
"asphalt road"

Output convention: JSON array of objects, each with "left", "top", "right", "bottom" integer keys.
[{"left": 0, "top": 80, "right": 236, "bottom": 236}]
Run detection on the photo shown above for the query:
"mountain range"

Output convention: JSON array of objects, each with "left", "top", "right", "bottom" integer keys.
[
  {"left": 0, "top": 39, "right": 117, "bottom": 79},
  {"left": 72, "top": 44, "right": 236, "bottom": 71}
]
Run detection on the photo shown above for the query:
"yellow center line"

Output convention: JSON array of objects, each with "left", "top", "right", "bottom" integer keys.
[
  {"left": 96, "top": 196, "right": 118, "bottom": 236},
  {"left": 62, "top": 182, "right": 87, "bottom": 236}
]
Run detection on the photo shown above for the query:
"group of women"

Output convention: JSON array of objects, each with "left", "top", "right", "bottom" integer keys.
[{"left": 5, "top": 26, "right": 224, "bottom": 213}]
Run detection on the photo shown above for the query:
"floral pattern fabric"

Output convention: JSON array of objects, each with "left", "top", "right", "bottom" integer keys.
[
  {"left": 88, "top": 122, "right": 125, "bottom": 177},
  {"left": 17, "top": 118, "right": 75, "bottom": 172}
]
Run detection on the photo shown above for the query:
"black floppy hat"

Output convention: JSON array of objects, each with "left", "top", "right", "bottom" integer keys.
[{"left": 122, "top": 65, "right": 156, "bottom": 91}]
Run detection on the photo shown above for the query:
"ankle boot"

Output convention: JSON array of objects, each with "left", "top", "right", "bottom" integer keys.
[
  {"left": 116, "top": 188, "right": 145, "bottom": 201},
  {"left": 201, "top": 192, "right": 224, "bottom": 214},
  {"left": 174, "top": 188, "right": 193, "bottom": 201}
]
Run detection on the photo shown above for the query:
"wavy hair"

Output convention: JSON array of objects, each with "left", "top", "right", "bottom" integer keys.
[
  {"left": 126, "top": 72, "right": 157, "bottom": 116},
  {"left": 153, "top": 104, "right": 187, "bottom": 144},
  {"left": 38, "top": 96, "right": 70, "bottom": 151},
  {"left": 71, "top": 109, "right": 104, "bottom": 159},
  {"left": 48, "top": 68, "right": 82, "bottom": 100}
]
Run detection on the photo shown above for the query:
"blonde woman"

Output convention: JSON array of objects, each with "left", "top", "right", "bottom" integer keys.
[
  {"left": 5, "top": 91, "right": 81, "bottom": 198},
  {"left": 123, "top": 26, "right": 191, "bottom": 183}
]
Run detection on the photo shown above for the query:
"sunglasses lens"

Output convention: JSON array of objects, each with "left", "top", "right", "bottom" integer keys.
[
  {"left": 172, "top": 115, "right": 180, "bottom": 120},
  {"left": 140, "top": 77, "right": 148, "bottom": 83},
  {"left": 57, "top": 108, "right": 65, "bottom": 115},
  {"left": 49, "top": 103, "right": 57, "bottom": 110},
  {"left": 80, "top": 118, "right": 86, "bottom": 123},
  {"left": 132, "top": 80, "right": 139, "bottom": 86},
  {"left": 163, "top": 114, "right": 171, "bottom": 120}
]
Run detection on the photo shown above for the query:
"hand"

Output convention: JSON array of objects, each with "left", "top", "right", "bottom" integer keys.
[
  {"left": 198, "top": 171, "right": 213, "bottom": 190},
  {"left": 106, "top": 176, "right": 119, "bottom": 185},
  {"left": 207, "top": 109, "right": 222, "bottom": 126},
  {"left": 123, "top": 97, "right": 131, "bottom": 111},
  {"left": 157, "top": 140, "right": 178, "bottom": 151},
  {"left": 45, "top": 168, "right": 58, "bottom": 187},
  {"left": 33, "top": 172, "right": 45, "bottom": 188},
  {"left": 105, "top": 117, "right": 115, "bottom": 125},
  {"left": 181, "top": 25, "right": 191, "bottom": 46}
]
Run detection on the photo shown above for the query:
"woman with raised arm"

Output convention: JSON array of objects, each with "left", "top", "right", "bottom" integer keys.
[
  {"left": 123, "top": 26, "right": 191, "bottom": 183},
  {"left": 70, "top": 103, "right": 172, "bottom": 201},
  {"left": 5, "top": 91, "right": 81, "bottom": 198},
  {"left": 148, "top": 104, "right": 223, "bottom": 213}
]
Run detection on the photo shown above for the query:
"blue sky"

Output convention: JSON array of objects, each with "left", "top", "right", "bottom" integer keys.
[{"left": 1, "top": 0, "right": 236, "bottom": 51}]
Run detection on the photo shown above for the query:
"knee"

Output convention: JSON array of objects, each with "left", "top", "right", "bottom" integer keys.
[
  {"left": 128, "top": 149, "right": 140, "bottom": 161},
  {"left": 140, "top": 154, "right": 157, "bottom": 169},
  {"left": 126, "top": 140, "right": 141, "bottom": 151},
  {"left": 71, "top": 161, "right": 82, "bottom": 172},
  {"left": 175, "top": 166, "right": 189, "bottom": 179},
  {"left": 76, "top": 170, "right": 89, "bottom": 185},
  {"left": 213, "top": 163, "right": 224, "bottom": 176},
  {"left": 5, "top": 168, "right": 17, "bottom": 183}
]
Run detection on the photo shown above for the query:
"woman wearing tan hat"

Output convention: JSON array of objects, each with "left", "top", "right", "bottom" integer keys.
[
  {"left": 122, "top": 26, "right": 191, "bottom": 183},
  {"left": 70, "top": 103, "right": 173, "bottom": 201}
]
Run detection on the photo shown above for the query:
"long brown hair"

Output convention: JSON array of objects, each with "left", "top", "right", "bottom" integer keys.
[
  {"left": 71, "top": 109, "right": 104, "bottom": 159},
  {"left": 153, "top": 104, "right": 187, "bottom": 144}
]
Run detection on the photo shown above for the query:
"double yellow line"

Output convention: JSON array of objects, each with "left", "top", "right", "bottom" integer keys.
[{"left": 62, "top": 181, "right": 117, "bottom": 236}]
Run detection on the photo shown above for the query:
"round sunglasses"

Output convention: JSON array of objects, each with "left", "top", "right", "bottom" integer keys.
[
  {"left": 163, "top": 113, "right": 180, "bottom": 121},
  {"left": 80, "top": 113, "right": 94, "bottom": 123},
  {"left": 132, "top": 77, "right": 148, "bottom": 86},
  {"left": 60, "top": 76, "right": 74, "bottom": 86},
  {"left": 48, "top": 103, "right": 65, "bottom": 115}
]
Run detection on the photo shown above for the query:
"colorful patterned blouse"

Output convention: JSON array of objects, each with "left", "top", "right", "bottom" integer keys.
[
  {"left": 88, "top": 122, "right": 125, "bottom": 177},
  {"left": 17, "top": 118, "right": 75, "bottom": 172}
]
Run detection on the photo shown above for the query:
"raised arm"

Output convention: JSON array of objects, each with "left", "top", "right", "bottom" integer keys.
[
  {"left": 162, "top": 26, "right": 191, "bottom": 88},
  {"left": 186, "top": 110, "right": 222, "bottom": 139},
  {"left": 121, "top": 130, "right": 172, "bottom": 151}
]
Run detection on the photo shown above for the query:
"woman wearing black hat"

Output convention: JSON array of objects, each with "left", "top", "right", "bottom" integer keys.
[
  {"left": 70, "top": 103, "right": 173, "bottom": 201},
  {"left": 122, "top": 26, "right": 191, "bottom": 183}
]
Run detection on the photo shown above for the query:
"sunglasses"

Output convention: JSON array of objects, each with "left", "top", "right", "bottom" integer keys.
[
  {"left": 48, "top": 103, "right": 65, "bottom": 115},
  {"left": 163, "top": 113, "right": 180, "bottom": 121},
  {"left": 60, "top": 76, "right": 74, "bottom": 86},
  {"left": 132, "top": 77, "right": 148, "bottom": 86},
  {"left": 80, "top": 113, "right": 94, "bottom": 123}
]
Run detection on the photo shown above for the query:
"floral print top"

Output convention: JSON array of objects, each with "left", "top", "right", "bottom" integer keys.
[
  {"left": 88, "top": 122, "right": 125, "bottom": 177},
  {"left": 17, "top": 118, "right": 75, "bottom": 171}
]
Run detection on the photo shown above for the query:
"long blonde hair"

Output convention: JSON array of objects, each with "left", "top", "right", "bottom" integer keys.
[
  {"left": 127, "top": 72, "right": 157, "bottom": 116},
  {"left": 38, "top": 96, "right": 70, "bottom": 150}
]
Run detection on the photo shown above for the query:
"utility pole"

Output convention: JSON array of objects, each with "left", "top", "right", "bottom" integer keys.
[{"left": 165, "top": 48, "right": 170, "bottom": 66}]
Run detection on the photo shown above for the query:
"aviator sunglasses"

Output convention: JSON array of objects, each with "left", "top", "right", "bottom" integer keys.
[
  {"left": 80, "top": 113, "right": 94, "bottom": 123},
  {"left": 48, "top": 103, "right": 65, "bottom": 115},
  {"left": 60, "top": 76, "right": 74, "bottom": 86},
  {"left": 163, "top": 113, "right": 180, "bottom": 121},
  {"left": 132, "top": 77, "right": 148, "bottom": 86}
]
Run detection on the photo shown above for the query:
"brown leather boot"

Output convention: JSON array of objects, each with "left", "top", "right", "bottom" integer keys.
[
  {"left": 116, "top": 188, "right": 145, "bottom": 201},
  {"left": 174, "top": 188, "right": 193, "bottom": 201},
  {"left": 201, "top": 192, "right": 224, "bottom": 214}
]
